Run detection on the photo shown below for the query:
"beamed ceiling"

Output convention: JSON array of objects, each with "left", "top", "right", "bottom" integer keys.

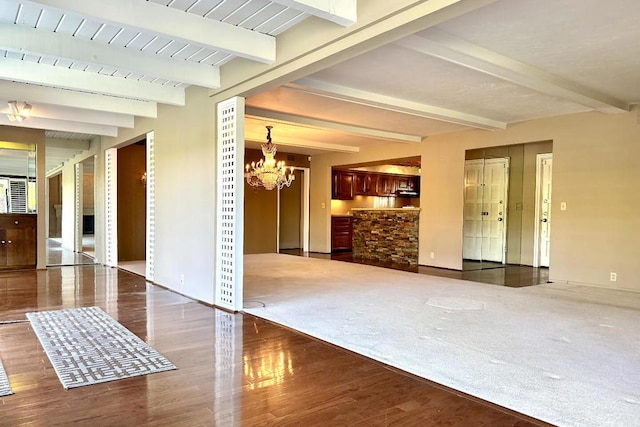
[{"left": 0, "top": 0, "right": 638, "bottom": 172}]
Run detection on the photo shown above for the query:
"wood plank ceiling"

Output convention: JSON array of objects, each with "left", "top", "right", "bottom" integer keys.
[{"left": 0, "top": 0, "right": 639, "bottom": 169}]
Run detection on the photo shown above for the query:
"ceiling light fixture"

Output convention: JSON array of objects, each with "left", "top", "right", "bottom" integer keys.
[
  {"left": 7, "top": 100, "right": 32, "bottom": 122},
  {"left": 245, "top": 126, "right": 295, "bottom": 191}
]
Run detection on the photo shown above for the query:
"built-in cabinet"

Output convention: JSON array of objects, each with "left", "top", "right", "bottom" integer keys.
[
  {"left": 332, "top": 171, "right": 354, "bottom": 200},
  {"left": 332, "top": 170, "right": 419, "bottom": 200},
  {"left": 0, "top": 214, "right": 36, "bottom": 269},
  {"left": 331, "top": 216, "right": 353, "bottom": 252}
]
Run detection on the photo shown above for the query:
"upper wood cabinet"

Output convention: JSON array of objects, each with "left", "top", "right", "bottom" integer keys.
[
  {"left": 353, "top": 173, "right": 378, "bottom": 196},
  {"left": 332, "top": 169, "right": 419, "bottom": 199},
  {"left": 377, "top": 174, "right": 397, "bottom": 196},
  {"left": 332, "top": 171, "right": 354, "bottom": 200}
]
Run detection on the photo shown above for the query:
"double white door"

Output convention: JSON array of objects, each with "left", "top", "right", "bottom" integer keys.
[{"left": 463, "top": 158, "right": 509, "bottom": 263}]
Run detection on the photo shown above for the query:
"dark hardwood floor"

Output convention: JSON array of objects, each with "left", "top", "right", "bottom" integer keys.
[
  {"left": 280, "top": 249, "right": 549, "bottom": 288},
  {"left": 0, "top": 265, "right": 550, "bottom": 426}
]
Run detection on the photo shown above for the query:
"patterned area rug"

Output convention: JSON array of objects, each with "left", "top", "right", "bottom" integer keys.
[
  {"left": 27, "top": 306, "right": 176, "bottom": 389},
  {"left": 0, "top": 358, "right": 12, "bottom": 396}
]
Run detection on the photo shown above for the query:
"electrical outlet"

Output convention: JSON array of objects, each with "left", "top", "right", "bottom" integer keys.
[
  {"left": 610, "top": 272, "right": 617, "bottom": 282},
  {"left": 430, "top": 251, "right": 435, "bottom": 259},
  {"left": 180, "top": 274, "right": 184, "bottom": 285}
]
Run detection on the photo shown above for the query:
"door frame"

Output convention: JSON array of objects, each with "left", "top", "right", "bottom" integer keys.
[
  {"left": 276, "top": 166, "right": 310, "bottom": 253},
  {"left": 533, "top": 153, "right": 553, "bottom": 268},
  {"left": 104, "top": 133, "right": 154, "bottom": 278}
]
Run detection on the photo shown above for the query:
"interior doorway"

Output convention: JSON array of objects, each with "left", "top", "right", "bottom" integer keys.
[
  {"left": 116, "top": 140, "right": 147, "bottom": 276},
  {"left": 534, "top": 154, "right": 553, "bottom": 267},
  {"left": 81, "top": 156, "right": 95, "bottom": 258},
  {"left": 48, "top": 173, "right": 62, "bottom": 239},
  {"left": 462, "top": 141, "right": 553, "bottom": 272},
  {"left": 46, "top": 164, "right": 96, "bottom": 267},
  {"left": 278, "top": 168, "right": 310, "bottom": 253}
]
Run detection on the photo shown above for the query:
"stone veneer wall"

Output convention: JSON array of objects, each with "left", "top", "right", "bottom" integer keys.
[{"left": 352, "top": 209, "right": 419, "bottom": 265}]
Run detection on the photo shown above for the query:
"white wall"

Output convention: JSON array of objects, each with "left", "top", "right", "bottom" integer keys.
[
  {"left": 101, "top": 86, "right": 217, "bottom": 304},
  {"left": 310, "top": 110, "right": 640, "bottom": 291}
]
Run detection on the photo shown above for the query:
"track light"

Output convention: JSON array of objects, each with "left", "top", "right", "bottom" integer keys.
[{"left": 7, "top": 100, "right": 32, "bottom": 122}]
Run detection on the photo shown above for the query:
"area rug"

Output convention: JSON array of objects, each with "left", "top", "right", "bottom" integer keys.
[
  {"left": 27, "top": 306, "right": 176, "bottom": 389},
  {"left": 244, "top": 254, "right": 640, "bottom": 427},
  {"left": 0, "top": 358, "right": 12, "bottom": 396}
]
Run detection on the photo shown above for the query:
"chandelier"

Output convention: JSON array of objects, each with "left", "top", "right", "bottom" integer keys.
[
  {"left": 245, "top": 126, "right": 295, "bottom": 190},
  {"left": 7, "top": 100, "right": 32, "bottom": 122}
]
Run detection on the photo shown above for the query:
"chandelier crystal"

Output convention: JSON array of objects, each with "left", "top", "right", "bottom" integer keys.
[{"left": 245, "top": 126, "right": 295, "bottom": 191}]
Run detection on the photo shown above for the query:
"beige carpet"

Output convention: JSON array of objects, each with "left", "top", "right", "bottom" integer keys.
[{"left": 243, "top": 253, "right": 640, "bottom": 427}]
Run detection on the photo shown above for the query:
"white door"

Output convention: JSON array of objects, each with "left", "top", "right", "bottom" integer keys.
[
  {"left": 482, "top": 158, "right": 509, "bottom": 263},
  {"left": 463, "top": 160, "right": 484, "bottom": 260},
  {"left": 538, "top": 156, "right": 553, "bottom": 267},
  {"left": 463, "top": 158, "right": 509, "bottom": 263}
]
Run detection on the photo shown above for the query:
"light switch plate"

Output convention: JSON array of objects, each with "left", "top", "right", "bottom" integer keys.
[{"left": 560, "top": 202, "right": 567, "bottom": 211}]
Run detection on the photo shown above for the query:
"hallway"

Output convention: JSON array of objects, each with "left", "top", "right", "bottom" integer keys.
[{"left": 46, "top": 238, "right": 96, "bottom": 267}]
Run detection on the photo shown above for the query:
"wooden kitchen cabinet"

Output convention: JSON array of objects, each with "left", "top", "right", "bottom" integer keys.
[
  {"left": 0, "top": 214, "right": 36, "bottom": 269},
  {"left": 331, "top": 216, "right": 353, "bottom": 251},
  {"left": 332, "top": 171, "right": 354, "bottom": 200},
  {"left": 354, "top": 173, "right": 378, "bottom": 196},
  {"left": 377, "top": 174, "right": 397, "bottom": 196},
  {"left": 332, "top": 169, "right": 419, "bottom": 199}
]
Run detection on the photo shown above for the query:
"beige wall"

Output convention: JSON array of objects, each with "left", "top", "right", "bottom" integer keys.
[
  {"left": 244, "top": 183, "right": 277, "bottom": 253},
  {"left": 279, "top": 169, "right": 303, "bottom": 249},
  {"left": 310, "top": 110, "right": 640, "bottom": 291},
  {"left": 83, "top": 173, "right": 94, "bottom": 213}
]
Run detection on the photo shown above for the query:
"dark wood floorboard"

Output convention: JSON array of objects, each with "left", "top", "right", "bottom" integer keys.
[{"left": 0, "top": 266, "right": 550, "bottom": 426}]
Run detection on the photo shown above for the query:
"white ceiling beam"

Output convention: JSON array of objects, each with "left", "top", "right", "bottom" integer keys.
[
  {"left": 0, "top": 23, "right": 220, "bottom": 89},
  {"left": 246, "top": 106, "right": 422, "bottom": 143},
  {"left": 270, "top": 0, "right": 356, "bottom": 26},
  {"left": 245, "top": 131, "right": 359, "bottom": 153},
  {"left": 0, "top": 57, "right": 184, "bottom": 105},
  {"left": 0, "top": 81, "right": 157, "bottom": 118},
  {"left": 288, "top": 78, "right": 506, "bottom": 130},
  {"left": 397, "top": 30, "right": 629, "bottom": 113},
  {"left": 24, "top": 0, "right": 275, "bottom": 64},
  {"left": 0, "top": 116, "right": 118, "bottom": 137},
  {"left": 0, "top": 103, "right": 133, "bottom": 128}
]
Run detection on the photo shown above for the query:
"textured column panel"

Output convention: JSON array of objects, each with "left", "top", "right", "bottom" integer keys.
[{"left": 215, "top": 97, "right": 245, "bottom": 311}]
